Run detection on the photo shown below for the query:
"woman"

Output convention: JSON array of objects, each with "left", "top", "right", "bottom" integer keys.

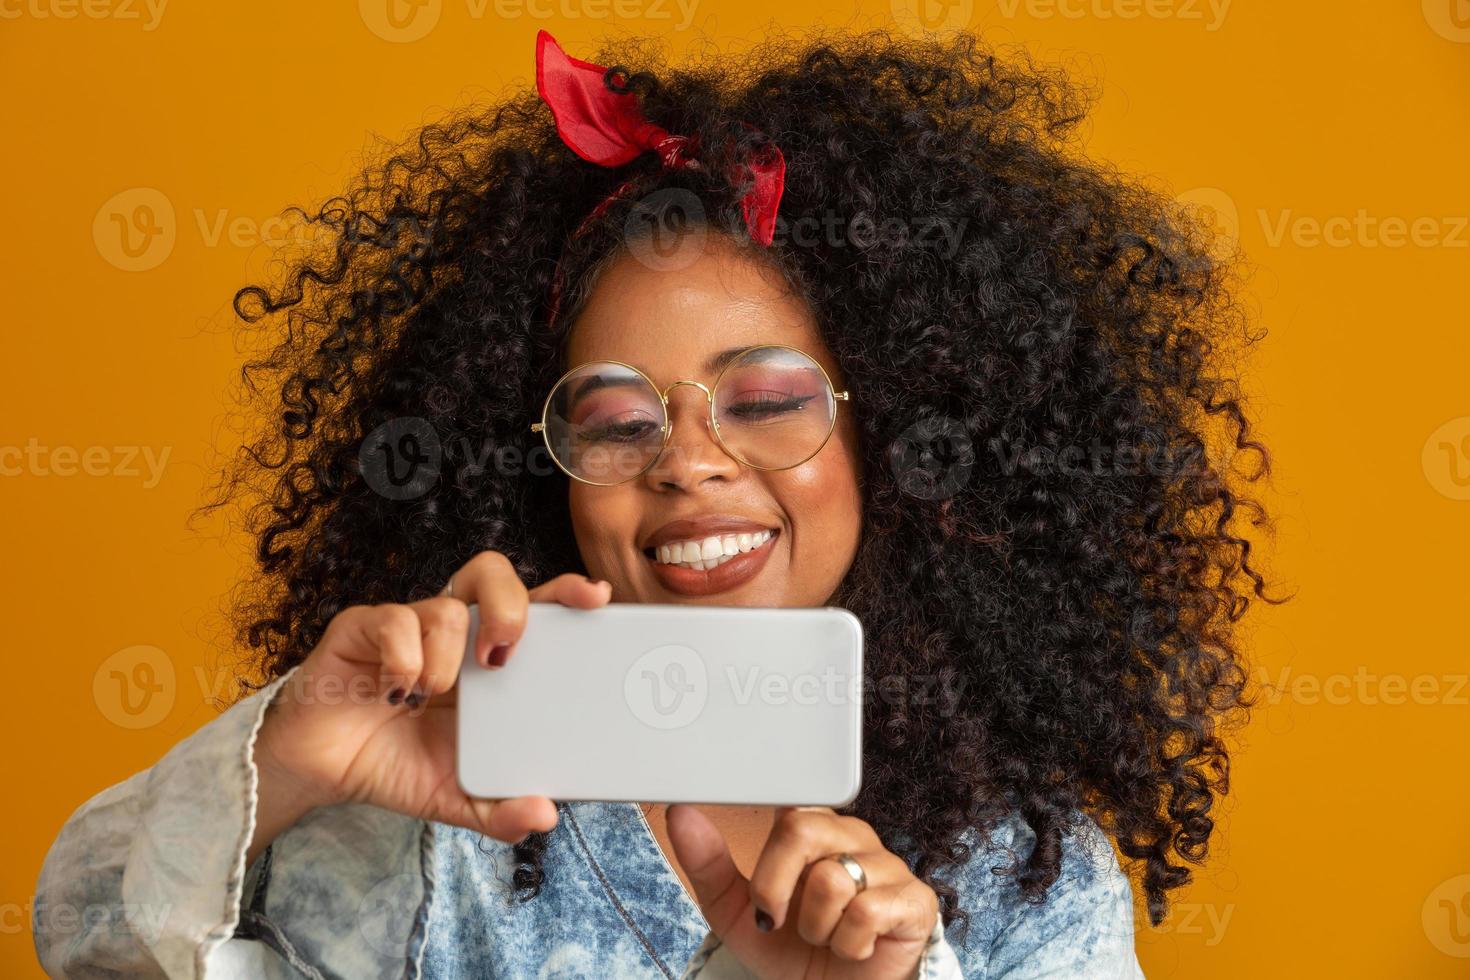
[{"left": 33, "top": 25, "right": 1275, "bottom": 979}]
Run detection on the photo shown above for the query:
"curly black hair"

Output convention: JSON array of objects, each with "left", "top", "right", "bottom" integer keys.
[{"left": 198, "top": 25, "right": 1283, "bottom": 940}]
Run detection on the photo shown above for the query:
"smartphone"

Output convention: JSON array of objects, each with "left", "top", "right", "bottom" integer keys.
[{"left": 456, "top": 601, "right": 863, "bottom": 806}]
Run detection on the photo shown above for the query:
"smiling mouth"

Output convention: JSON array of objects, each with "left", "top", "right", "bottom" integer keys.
[{"left": 642, "top": 529, "right": 779, "bottom": 571}]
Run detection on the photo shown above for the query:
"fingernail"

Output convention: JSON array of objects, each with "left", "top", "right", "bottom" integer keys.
[
  {"left": 754, "top": 908, "right": 773, "bottom": 932},
  {"left": 387, "top": 687, "right": 406, "bottom": 705},
  {"left": 475, "top": 627, "right": 496, "bottom": 665},
  {"left": 487, "top": 643, "right": 511, "bottom": 669}
]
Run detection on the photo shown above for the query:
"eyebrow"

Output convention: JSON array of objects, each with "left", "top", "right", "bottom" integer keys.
[
  {"left": 564, "top": 346, "right": 786, "bottom": 405},
  {"left": 707, "top": 345, "right": 786, "bottom": 372},
  {"left": 566, "top": 372, "right": 642, "bottom": 406},
  {"left": 705, "top": 346, "right": 750, "bottom": 373}
]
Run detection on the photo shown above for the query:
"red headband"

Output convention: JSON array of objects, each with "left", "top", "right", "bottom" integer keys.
[{"left": 534, "top": 29, "right": 786, "bottom": 328}]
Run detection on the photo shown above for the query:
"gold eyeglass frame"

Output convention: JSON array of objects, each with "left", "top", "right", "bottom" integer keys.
[{"left": 530, "top": 343, "right": 852, "bottom": 486}]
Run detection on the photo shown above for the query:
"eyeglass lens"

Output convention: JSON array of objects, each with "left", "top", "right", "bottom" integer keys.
[{"left": 541, "top": 347, "right": 837, "bottom": 484}]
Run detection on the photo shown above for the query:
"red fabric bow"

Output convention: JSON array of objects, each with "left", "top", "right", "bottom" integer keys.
[{"left": 534, "top": 29, "right": 785, "bottom": 246}]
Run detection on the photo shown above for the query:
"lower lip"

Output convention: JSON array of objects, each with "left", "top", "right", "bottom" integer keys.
[{"left": 646, "top": 531, "right": 779, "bottom": 597}]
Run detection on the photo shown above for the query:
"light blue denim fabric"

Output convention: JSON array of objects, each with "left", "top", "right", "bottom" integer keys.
[{"left": 33, "top": 665, "right": 1145, "bottom": 979}]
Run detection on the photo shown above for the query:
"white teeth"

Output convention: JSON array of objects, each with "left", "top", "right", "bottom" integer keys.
[{"left": 652, "top": 529, "right": 775, "bottom": 568}]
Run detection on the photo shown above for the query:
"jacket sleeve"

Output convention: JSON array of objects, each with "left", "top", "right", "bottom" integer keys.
[
  {"left": 31, "top": 665, "right": 434, "bottom": 980},
  {"left": 982, "top": 821, "right": 1145, "bottom": 980},
  {"left": 680, "top": 914, "right": 965, "bottom": 979}
]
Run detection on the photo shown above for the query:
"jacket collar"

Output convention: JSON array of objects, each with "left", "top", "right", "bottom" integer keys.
[{"left": 562, "top": 800, "right": 711, "bottom": 971}]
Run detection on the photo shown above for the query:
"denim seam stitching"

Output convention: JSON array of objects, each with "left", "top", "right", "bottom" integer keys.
[
  {"left": 564, "top": 804, "right": 676, "bottom": 979},
  {"left": 632, "top": 805, "right": 709, "bottom": 931},
  {"left": 238, "top": 909, "right": 331, "bottom": 980},
  {"left": 403, "top": 819, "right": 436, "bottom": 980}
]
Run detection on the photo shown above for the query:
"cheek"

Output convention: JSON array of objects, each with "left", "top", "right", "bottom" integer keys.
[
  {"left": 774, "top": 439, "right": 863, "bottom": 559},
  {"left": 568, "top": 484, "right": 639, "bottom": 571}
]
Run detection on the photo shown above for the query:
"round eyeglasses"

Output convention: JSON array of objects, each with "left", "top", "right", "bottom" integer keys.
[{"left": 530, "top": 344, "right": 852, "bottom": 486}]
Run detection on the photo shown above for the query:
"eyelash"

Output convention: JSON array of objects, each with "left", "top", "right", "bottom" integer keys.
[
  {"left": 724, "top": 392, "right": 815, "bottom": 419},
  {"left": 577, "top": 418, "right": 661, "bottom": 443}
]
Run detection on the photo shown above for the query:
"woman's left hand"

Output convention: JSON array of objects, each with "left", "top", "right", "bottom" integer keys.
[{"left": 667, "top": 804, "right": 940, "bottom": 979}]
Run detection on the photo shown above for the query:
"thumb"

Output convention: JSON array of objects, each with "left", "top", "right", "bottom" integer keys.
[
  {"left": 529, "top": 572, "right": 612, "bottom": 607},
  {"left": 453, "top": 793, "right": 560, "bottom": 844},
  {"left": 666, "top": 804, "right": 752, "bottom": 934}
]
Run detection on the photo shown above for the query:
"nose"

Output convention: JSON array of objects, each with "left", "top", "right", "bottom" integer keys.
[{"left": 643, "top": 381, "right": 741, "bottom": 491}]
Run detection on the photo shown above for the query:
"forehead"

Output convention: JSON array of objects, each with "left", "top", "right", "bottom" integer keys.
[{"left": 564, "top": 237, "right": 833, "bottom": 384}]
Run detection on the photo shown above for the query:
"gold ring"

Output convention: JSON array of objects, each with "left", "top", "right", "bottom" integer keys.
[{"left": 827, "top": 852, "right": 867, "bottom": 894}]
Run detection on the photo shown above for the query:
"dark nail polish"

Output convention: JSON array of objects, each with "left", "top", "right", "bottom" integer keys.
[
  {"left": 488, "top": 643, "right": 511, "bottom": 668},
  {"left": 754, "top": 908, "right": 773, "bottom": 932},
  {"left": 405, "top": 691, "right": 426, "bottom": 708},
  {"left": 387, "top": 688, "right": 406, "bottom": 705}
]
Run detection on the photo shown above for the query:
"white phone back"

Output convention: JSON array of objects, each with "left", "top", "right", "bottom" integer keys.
[{"left": 457, "top": 602, "right": 863, "bottom": 806}]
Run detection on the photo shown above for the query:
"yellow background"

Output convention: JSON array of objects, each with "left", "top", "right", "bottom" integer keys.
[{"left": 4, "top": 1, "right": 1468, "bottom": 976}]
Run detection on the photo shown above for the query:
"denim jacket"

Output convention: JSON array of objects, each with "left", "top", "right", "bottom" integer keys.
[{"left": 32, "top": 666, "right": 1146, "bottom": 979}]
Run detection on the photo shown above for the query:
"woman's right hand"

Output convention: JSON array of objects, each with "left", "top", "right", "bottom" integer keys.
[{"left": 246, "top": 551, "right": 611, "bottom": 863}]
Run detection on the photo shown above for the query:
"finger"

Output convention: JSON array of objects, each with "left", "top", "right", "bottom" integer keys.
[
  {"left": 793, "top": 857, "right": 860, "bottom": 947},
  {"left": 452, "top": 551, "right": 530, "bottom": 668},
  {"left": 665, "top": 804, "right": 753, "bottom": 936},
  {"left": 453, "top": 793, "right": 561, "bottom": 844},
  {"left": 827, "top": 882, "right": 938, "bottom": 961},
  {"left": 749, "top": 806, "right": 875, "bottom": 930},
  {"left": 403, "top": 596, "right": 471, "bottom": 704},
  {"left": 528, "top": 571, "right": 612, "bottom": 608},
  {"left": 343, "top": 604, "right": 424, "bottom": 703}
]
